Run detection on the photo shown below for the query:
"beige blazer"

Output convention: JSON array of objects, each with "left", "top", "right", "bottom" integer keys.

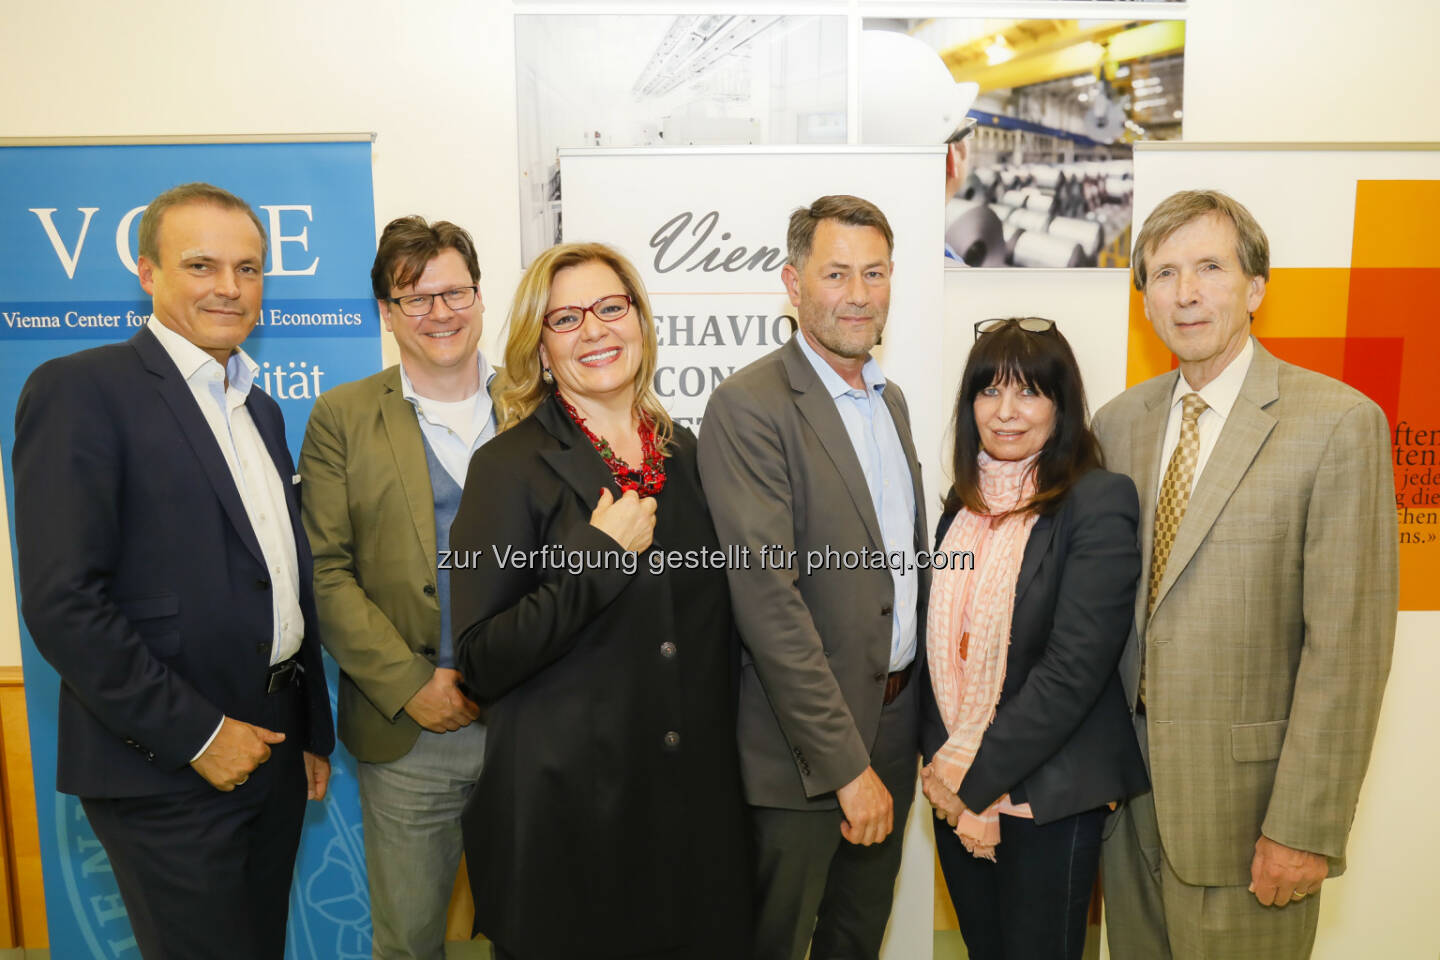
[
  {"left": 697, "top": 336, "right": 929, "bottom": 810},
  {"left": 298, "top": 364, "right": 498, "bottom": 763},
  {"left": 1092, "top": 340, "right": 1397, "bottom": 885}
]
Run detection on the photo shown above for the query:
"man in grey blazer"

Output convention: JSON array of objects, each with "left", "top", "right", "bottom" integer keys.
[
  {"left": 1094, "top": 190, "right": 1398, "bottom": 959},
  {"left": 698, "top": 195, "right": 928, "bottom": 960}
]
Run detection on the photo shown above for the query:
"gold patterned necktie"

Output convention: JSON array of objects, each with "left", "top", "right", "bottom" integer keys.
[
  {"left": 1141, "top": 392, "right": 1207, "bottom": 705},
  {"left": 1149, "top": 392, "right": 1208, "bottom": 614},
  {"left": 1146, "top": 397, "right": 1203, "bottom": 616}
]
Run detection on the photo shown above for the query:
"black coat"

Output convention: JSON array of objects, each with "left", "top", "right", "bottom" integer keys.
[
  {"left": 922, "top": 468, "right": 1149, "bottom": 823},
  {"left": 450, "top": 394, "right": 751, "bottom": 960},
  {"left": 13, "top": 327, "right": 333, "bottom": 798}
]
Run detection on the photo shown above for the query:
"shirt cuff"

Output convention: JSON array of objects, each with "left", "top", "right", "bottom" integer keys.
[{"left": 189, "top": 717, "right": 225, "bottom": 763}]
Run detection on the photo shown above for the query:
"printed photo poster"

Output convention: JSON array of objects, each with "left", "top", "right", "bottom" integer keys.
[
  {"left": 0, "top": 139, "right": 381, "bottom": 958},
  {"left": 1129, "top": 144, "right": 1440, "bottom": 610},
  {"left": 515, "top": 14, "right": 847, "bottom": 265},
  {"left": 859, "top": 16, "right": 1185, "bottom": 270}
]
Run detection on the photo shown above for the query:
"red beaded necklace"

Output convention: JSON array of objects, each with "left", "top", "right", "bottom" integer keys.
[{"left": 555, "top": 392, "right": 667, "bottom": 497}]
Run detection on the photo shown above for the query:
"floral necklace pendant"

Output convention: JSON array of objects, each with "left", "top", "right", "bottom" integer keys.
[{"left": 556, "top": 392, "right": 667, "bottom": 497}]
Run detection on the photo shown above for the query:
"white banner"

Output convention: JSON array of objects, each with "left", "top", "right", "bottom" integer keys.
[
  {"left": 560, "top": 144, "right": 947, "bottom": 960},
  {"left": 560, "top": 146, "right": 947, "bottom": 465}
]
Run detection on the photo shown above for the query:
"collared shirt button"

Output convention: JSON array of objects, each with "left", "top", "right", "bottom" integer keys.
[{"left": 659, "top": 641, "right": 677, "bottom": 658}]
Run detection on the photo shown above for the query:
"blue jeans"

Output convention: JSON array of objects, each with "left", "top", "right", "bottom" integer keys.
[
  {"left": 935, "top": 807, "right": 1106, "bottom": 960},
  {"left": 357, "top": 720, "right": 486, "bottom": 960}
]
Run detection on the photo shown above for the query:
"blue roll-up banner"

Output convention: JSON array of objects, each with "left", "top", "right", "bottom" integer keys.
[{"left": 0, "top": 139, "right": 380, "bottom": 958}]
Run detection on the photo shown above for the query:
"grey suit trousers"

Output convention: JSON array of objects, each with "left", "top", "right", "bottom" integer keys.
[{"left": 749, "top": 677, "right": 919, "bottom": 960}]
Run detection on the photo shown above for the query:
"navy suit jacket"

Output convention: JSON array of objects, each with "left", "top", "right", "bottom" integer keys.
[
  {"left": 922, "top": 469, "right": 1148, "bottom": 824},
  {"left": 13, "top": 326, "right": 333, "bottom": 798}
]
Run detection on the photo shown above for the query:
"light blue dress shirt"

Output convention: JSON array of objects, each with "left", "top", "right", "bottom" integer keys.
[{"left": 794, "top": 333, "right": 918, "bottom": 671}]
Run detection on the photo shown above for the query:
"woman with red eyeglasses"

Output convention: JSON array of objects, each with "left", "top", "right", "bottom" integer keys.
[{"left": 450, "top": 243, "right": 751, "bottom": 960}]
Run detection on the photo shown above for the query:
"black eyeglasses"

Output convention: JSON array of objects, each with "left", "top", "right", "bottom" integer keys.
[
  {"left": 946, "top": 116, "right": 979, "bottom": 145},
  {"left": 387, "top": 285, "right": 479, "bottom": 317},
  {"left": 543, "top": 294, "right": 633, "bottom": 333},
  {"left": 974, "top": 317, "right": 1056, "bottom": 341}
]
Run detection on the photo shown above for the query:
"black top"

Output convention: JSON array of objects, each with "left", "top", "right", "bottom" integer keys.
[
  {"left": 922, "top": 468, "right": 1149, "bottom": 823},
  {"left": 451, "top": 394, "right": 752, "bottom": 959}
]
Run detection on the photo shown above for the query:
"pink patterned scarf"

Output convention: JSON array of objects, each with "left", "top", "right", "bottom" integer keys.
[{"left": 927, "top": 451, "right": 1040, "bottom": 860}]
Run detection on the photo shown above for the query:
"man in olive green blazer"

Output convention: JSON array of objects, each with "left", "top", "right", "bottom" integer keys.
[
  {"left": 299, "top": 216, "right": 498, "bottom": 960},
  {"left": 1095, "top": 190, "right": 1398, "bottom": 960}
]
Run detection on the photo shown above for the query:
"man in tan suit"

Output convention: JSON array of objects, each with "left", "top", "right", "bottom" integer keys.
[
  {"left": 1095, "top": 190, "right": 1398, "bottom": 959},
  {"left": 299, "top": 217, "right": 496, "bottom": 960}
]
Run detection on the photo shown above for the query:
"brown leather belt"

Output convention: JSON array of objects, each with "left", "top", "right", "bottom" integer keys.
[{"left": 883, "top": 663, "right": 914, "bottom": 706}]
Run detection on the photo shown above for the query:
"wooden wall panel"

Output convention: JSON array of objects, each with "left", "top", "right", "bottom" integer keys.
[
  {"left": 0, "top": 669, "right": 47, "bottom": 948},
  {"left": 0, "top": 671, "right": 13, "bottom": 948}
]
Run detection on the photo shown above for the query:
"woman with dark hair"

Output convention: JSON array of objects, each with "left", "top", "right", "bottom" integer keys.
[
  {"left": 449, "top": 242, "right": 751, "bottom": 960},
  {"left": 921, "top": 318, "right": 1148, "bottom": 959}
]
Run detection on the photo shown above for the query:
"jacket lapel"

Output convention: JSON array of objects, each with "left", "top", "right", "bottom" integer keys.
[
  {"left": 533, "top": 395, "right": 643, "bottom": 540},
  {"left": 881, "top": 385, "right": 927, "bottom": 551},
  {"left": 131, "top": 328, "right": 266, "bottom": 568},
  {"left": 1150, "top": 341, "right": 1279, "bottom": 615},
  {"left": 378, "top": 368, "right": 439, "bottom": 564},
  {"left": 782, "top": 339, "right": 885, "bottom": 549},
  {"left": 245, "top": 391, "right": 310, "bottom": 568},
  {"left": 1014, "top": 513, "right": 1056, "bottom": 604}
]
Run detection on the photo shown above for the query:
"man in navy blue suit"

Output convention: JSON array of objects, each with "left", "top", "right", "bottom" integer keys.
[{"left": 12, "top": 182, "right": 334, "bottom": 960}]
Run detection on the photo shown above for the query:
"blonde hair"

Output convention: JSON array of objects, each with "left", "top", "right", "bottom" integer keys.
[{"left": 495, "top": 242, "right": 673, "bottom": 452}]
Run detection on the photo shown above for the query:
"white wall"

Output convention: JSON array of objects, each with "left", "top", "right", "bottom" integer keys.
[{"left": 2, "top": 2, "right": 1437, "bottom": 957}]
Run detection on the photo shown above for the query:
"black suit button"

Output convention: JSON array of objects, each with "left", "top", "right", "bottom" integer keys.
[
  {"left": 255, "top": 578, "right": 271, "bottom": 591},
  {"left": 880, "top": 603, "right": 893, "bottom": 616},
  {"left": 663, "top": 730, "right": 681, "bottom": 749},
  {"left": 873, "top": 671, "right": 886, "bottom": 683},
  {"left": 659, "top": 641, "right": 677, "bottom": 659},
  {"left": 421, "top": 646, "right": 437, "bottom": 657},
  {"left": 256, "top": 642, "right": 269, "bottom": 654},
  {"left": 423, "top": 584, "right": 437, "bottom": 597}
]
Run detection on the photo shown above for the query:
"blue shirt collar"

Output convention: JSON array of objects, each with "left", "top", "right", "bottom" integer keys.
[{"left": 793, "top": 329, "right": 886, "bottom": 399}]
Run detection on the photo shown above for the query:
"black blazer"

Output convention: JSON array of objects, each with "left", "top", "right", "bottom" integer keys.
[
  {"left": 922, "top": 468, "right": 1148, "bottom": 824},
  {"left": 450, "top": 394, "right": 751, "bottom": 960},
  {"left": 12, "top": 327, "right": 333, "bottom": 798}
]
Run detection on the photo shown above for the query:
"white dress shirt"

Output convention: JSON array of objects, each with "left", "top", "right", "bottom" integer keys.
[
  {"left": 398, "top": 351, "right": 497, "bottom": 486},
  {"left": 1156, "top": 336, "right": 1255, "bottom": 501},
  {"left": 146, "top": 317, "right": 305, "bottom": 758}
]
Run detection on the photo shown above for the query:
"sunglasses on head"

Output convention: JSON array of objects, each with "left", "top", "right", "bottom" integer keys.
[{"left": 973, "top": 317, "right": 1057, "bottom": 341}]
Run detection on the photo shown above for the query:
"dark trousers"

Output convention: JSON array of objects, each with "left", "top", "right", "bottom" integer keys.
[
  {"left": 935, "top": 807, "right": 1105, "bottom": 960},
  {"left": 81, "top": 682, "right": 307, "bottom": 960},
  {"left": 749, "top": 676, "right": 919, "bottom": 960}
]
